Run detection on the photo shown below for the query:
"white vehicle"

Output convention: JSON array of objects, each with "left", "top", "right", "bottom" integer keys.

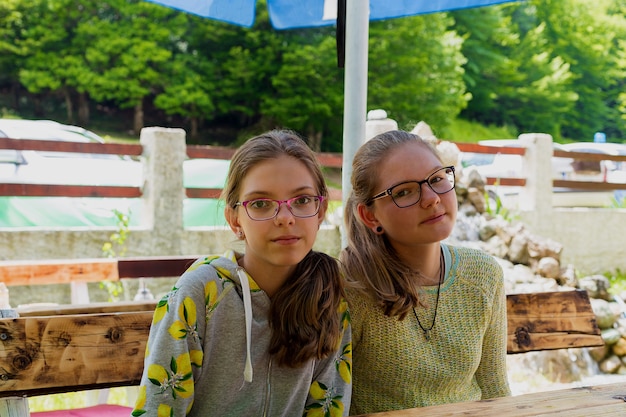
[
  {"left": 0, "top": 118, "right": 142, "bottom": 186},
  {"left": 460, "top": 139, "right": 574, "bottom": 180},
  {"left": 560, "top": 142, "right": 626, "bottom": 184}
]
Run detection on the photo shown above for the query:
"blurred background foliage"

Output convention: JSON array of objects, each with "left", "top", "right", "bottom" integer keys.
[{"left": 2, "top": 0, "right": 626, "bottom": 150}]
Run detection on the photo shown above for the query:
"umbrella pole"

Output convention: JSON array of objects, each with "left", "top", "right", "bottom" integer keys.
[{"left": 340, "top": 0, "right": 369, "bottom": 248}]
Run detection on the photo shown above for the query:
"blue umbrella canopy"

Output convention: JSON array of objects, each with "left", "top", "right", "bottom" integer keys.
[
  {"left": 147, "top": 0, "right": 518, "bottom": 29},
  {"left": 146, "top": 0, "right": 519, "bottom": 244}
]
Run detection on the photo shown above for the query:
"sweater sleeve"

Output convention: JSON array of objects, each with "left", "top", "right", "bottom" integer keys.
[
  {"left": 131, "top": 267, "right": 211, "bottom": 416},
  {"left": 304, "top": 299, "right": 353, "bottom": 417},
  {"left": 475, "top": 259, "right": 511, "bottom": 399}
]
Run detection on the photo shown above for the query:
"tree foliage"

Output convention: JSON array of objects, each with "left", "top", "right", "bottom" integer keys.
[{"left": 2, "top": 0, "right": 626, "bottom": 147}]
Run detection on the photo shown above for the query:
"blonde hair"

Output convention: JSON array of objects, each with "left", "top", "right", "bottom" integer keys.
[
  {"left": 223, "top": 130, "right": 344, "bottom": 367},
  {"left": 339, "top": 130, "right": 442, "bottom": 319}
]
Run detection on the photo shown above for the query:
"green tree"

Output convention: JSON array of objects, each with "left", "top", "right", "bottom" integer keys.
[
  {"left": 78, "top": 0, "right": 185, "bottom": 133},
  {"left": 0, "top": 0, "right": 30, "bottom": 112},
  {"left": 531, "top": 0, "right": 626, "bottom": 140},
  {"left": 262, "top": 34, "right": 344, "bottom": 151},
  {"left": 367, "top": 13, "right": 468, "bottom": 135},
  {"left": 452, "top": 5, "right": 519, "bottom": 127}
]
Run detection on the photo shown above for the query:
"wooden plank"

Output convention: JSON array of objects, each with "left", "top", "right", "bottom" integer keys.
[
  {"left": 0, "top": 256, "right": 197, "bottom": 287},
  {"left": 0, "top": 259, "right": 118, "bottom": 287},
  {"left": 0, "top": 138, "right": 143, "bottom": 156},
  {"left": 485, "top": 177, "right": 526, "bottom": 186},
  {"left": 507, "top": 290, "right": 603, "bottom": 354},
  {"left": 0, "top": 183, "right": 142, "bottom": 198},
  {"left": 352, "top": 382, "right": 626, "bottom": 416},
  {"left": 452, "top": 142, "right": 526, "bottom": 155},
  {"left": 553, "top": 179, "right": 626, "bottom": 191},
  {"left": 117, "top": 256, "right": 197, "bottom": 278},
  {"left": 16, "top": 301, "right": 157, "bottom": 317},
  {"left": 0, "top": 311, "right": 152, "bottom": 398}
]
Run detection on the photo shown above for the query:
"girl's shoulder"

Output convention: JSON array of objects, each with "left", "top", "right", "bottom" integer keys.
[
  {"left": 446, "top": 244, "right": 501, "bottom": 270},
  {"left": 175, "top": 251, "right": 240, "bottom": 290},
  {"left": 445, "top": 244, "right": 504, "bottom": 289}
]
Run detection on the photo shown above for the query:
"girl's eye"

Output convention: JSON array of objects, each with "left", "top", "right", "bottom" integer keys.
[
  {"left": 249, "top": 199, "right": 271, "bottom": 209},
  {"left": 429, "top": 175, "right": 444, "bottom": 185},
  {"left": 292, "top": 196, "right": 312, "bottom": 206},
  {"left": 392, "top": 187, "right": 417, "bottom": 199}
]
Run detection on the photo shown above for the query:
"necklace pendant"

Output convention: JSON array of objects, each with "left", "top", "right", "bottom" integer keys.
[{"left": 424, "top": 329, "right": 431, "bottom": 341}]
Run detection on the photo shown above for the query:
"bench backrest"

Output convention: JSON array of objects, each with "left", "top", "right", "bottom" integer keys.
[{"left": 0, "top": 291, "right": 604, "bottom": 399}]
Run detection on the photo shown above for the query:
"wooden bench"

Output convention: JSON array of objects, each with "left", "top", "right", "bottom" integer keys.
[{"left": 0, "top": 258, "right": 605, "bottom": 416}]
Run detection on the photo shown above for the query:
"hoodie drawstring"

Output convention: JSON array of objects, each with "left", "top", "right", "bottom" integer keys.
[{"left": 237, "top": 267, "right": 254, "bottom": 383}]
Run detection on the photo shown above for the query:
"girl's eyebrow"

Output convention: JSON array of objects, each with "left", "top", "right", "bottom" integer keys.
[{"left": 241, "top": 186, "right": 317, "bottom": 200}]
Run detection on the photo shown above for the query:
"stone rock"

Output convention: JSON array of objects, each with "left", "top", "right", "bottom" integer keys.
[
  {"left": 537, "top": 257, "right": 560, "bottom": 279},
  {"left": 508, "top": 233, "right": 530, "bottom": 265},
  {"left": 526, "top": 235, "right": 563, "bottom": 261},
  {"left": 588, "top": 345, "right": 609, "bottom": 362},
  {"left": 411, "top": 120, "right": 436, "bottom": 142},
  {"left": 463, "top": 169, "right": 487, "bottom": 191},
  {"left": 601, "top": 328, "right": 622, "bottom": 345},
  {"left": 612, "top": 337, "right": 626, "bottom": 356},
  {"left": 579, "top": 275, "right": 612, "bottom": 301},
  {"left": 484, "top": 235, "right": 509, "bottom": 260},
  {"left": 435, "top": 140, "right": 461, "bottom": 169},
  {"left": 467, "top": 187, "right": 486, "bottom": 213},
  {"left": 593, "top": 299, "right": 618, "bottom": 330},
  {"left": 557, "top": 264, "right": 578, "bottom": 287},
  {"left": 599, "top": 355, "right": 622, "bottom": 374}
]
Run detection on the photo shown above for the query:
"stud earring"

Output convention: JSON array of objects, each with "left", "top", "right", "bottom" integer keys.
[
  {"left": 237, "top": 231, "right": 245, "bottom": 239},
  {"left": 375, "top": 226, "right": 383, "bottom": 233}
]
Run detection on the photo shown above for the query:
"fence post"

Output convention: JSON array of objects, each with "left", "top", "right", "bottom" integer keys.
[
  {"left": 0, "top": 397, "right": 30, "bottom": 417},
  {"left": 518, "top": 133, "right": 554, "bottom": 213},
  {"left": 140, "top": 127, "right": 186, "bottom": 255}
]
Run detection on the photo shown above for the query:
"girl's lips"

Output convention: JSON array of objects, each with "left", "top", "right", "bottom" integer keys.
[
  {"left": 272, "top": 236, "right": 300, "bottom": 245},
  {"left": 422, "top": 213, "right": 446, "bottom": 224}
]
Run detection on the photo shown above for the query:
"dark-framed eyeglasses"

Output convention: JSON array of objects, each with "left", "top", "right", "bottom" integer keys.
[
  {"left": 368, "top": 166, "right": 456, "bottom": 208},
  {"left": 234, "top": 195, "right": 324, "bottom": 221}
]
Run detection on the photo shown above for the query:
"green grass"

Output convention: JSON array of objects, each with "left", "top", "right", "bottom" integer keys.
[{"left": 442, "top": 119, "right": 518, "bottom": 143}]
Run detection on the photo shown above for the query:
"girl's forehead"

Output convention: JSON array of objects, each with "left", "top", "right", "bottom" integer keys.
[
  {"left": 376, "top": 142, "right": 440, "bottom": 185},
  {"left": 241, "top": 155, "right": 317, "bottom": 195}
]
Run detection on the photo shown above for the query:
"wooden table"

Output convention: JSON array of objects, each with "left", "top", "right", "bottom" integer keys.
[{"left": 353, "top": 382, "right": 626, "bottom": 416}]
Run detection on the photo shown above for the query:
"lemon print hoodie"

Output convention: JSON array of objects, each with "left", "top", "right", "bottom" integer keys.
[{"left": 132, "top": 250, "right": 352, "bottom": 417}]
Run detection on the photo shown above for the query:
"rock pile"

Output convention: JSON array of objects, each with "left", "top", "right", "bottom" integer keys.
[{"left": 441, "top": 139, "right": 626, "bottom": 381}]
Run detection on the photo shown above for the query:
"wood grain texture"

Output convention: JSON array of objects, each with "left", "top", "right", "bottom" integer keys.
[
  {"left": 351, "top": 383, "right": 626, "bottom": 416},
  {"left": 0, "top": 311, "right": 152, "bottom": 397},
  {"left": 507, "top": 290, "right": 603, "bottom": 353},
  {"left": 0, "top": 259, "right": 118, "bottom": 286}
]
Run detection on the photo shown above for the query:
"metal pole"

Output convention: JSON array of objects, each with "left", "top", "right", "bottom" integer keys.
[{"left": 341, "top": 0, "right": 369, "bottom": 248}]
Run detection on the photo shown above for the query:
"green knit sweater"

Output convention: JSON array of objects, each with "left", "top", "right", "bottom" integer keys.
[{"left": 347, "top": 244, "right": 510, "bottom": 415}]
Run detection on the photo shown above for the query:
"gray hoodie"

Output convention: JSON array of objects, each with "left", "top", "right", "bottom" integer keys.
[{"left": 132, "top": 250, "right": 352, "bottom": 417}]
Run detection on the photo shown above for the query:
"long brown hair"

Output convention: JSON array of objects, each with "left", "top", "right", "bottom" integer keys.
[
  {"left": 339, "top": 130, "right": 441, "bottom": 319},
  {"left": 222, "top": 129, "right": 344, "bottom": 367}
]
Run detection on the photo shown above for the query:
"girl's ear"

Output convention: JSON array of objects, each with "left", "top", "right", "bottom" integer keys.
[
  {"left": 225, "top": 206, "right": 241, "bottom": 235},
  {"left": 357, "top": 202, "right": 380, "bottom": 230},
  {"left": 316, "top": 197, "right": 329, "bottom": 227}
]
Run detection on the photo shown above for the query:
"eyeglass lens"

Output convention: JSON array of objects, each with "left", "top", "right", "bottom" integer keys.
[
  {"left": 244, "top": 196, "right": 322, "bottom": 220},
  {"left": 391, "top": 167, "right": 455, "bottom": 208}
]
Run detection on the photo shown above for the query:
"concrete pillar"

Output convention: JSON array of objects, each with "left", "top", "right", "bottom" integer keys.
[
  {"left": 365, "top": 109, "right": 398, "bottom": 141},
  {"left": 518, "top": 133, "right": 554, "bottom": 214},
  {"left": 140, "top": 127, "right": 186, "bottom": 255}
]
